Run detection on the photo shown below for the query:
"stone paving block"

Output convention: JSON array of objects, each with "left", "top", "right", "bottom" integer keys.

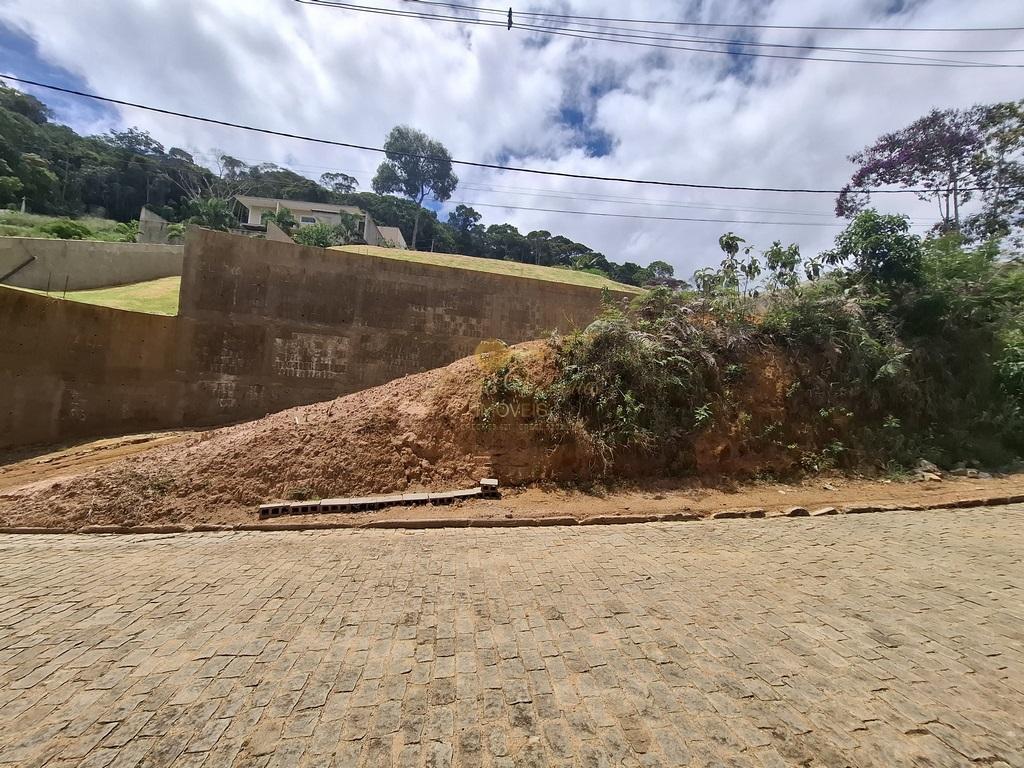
[{"left": 0, "top": 505, "right": 1022, "bottom": 766}]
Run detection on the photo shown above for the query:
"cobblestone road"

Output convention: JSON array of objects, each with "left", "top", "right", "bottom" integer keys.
[{"left": 1, "top": 506, "right": 1022, "bottom": 767}]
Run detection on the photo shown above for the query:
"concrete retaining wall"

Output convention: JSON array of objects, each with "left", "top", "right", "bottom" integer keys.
[
  {"left": 177, "top": 230, "right": 626, "bottom": 426},
  {"left": 0, "top": 228, "right": 628, "bottom": 450},
  {"left": 0, "top": 238, "right": 183, "bottom": 291},
  {"left": 0, "top": 288, "right": 182, "bottom": 449}
]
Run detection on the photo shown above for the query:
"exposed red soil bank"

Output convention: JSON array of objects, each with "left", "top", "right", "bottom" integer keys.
[{"left": 1, "top": 342, "right": 1021, "bottom": 530}]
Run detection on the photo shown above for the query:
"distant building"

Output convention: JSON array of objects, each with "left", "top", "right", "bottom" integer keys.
[{"left": 232, "top": 195, "right": 406, "bottom": 248}]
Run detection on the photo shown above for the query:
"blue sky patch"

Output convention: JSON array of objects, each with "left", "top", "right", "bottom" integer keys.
[
  {"left": 0, "top": 22, "right": 116, "bottom": 129},
  {"left": 557, "top": 105, "right": 614, "bottom": 157}
]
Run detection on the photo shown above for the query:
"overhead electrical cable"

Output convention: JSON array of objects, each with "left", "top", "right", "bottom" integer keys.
[
  {"left": 459, "top": 184, "right": 840, "bottom": 217},
  {"left": 297, "top": 0, "right": 1024, "bottom": 67},
  {"left": 401, "top": 0, "right": 1024, "bottom": 33},
  {"left": 182, "top": 151, "right": 862, "bottom": 220},
  {"left": 451, "top": 200, "right": 930, "bottom": 227},
  {"left": 373, "top": 2, "right": 1024, "bottom": 63},
  {"left": 122, "top": 146, "right": 929, "bottom": 223},
  {"left": 437, "top": 18, "right": 1024, "bottom": 58},
  {"left": 2, "top": 74, "right": 1011, "bottom": 196}
]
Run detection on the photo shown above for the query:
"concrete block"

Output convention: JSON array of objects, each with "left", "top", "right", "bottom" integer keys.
[
  {"left": 428, "top": 488, "right": 483, "bottom": 504},
  {"left": 712, "top": 510, "right": 743, "bottom": 519},
  {"left": 258, "top": 503, "right": 290, "bottom": 518},
  {"left": 363, "top": 518, "right": 472, "bottom": 530},
  {"left": 319, "top": 498, "right": 354, "bottom": 513}
]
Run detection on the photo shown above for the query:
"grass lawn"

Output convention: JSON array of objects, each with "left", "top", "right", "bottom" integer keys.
[
  {"left": 333, "top": 244, "right": 642, "bottom": 293},
  {"left": 21, "top": 276, "right": 181, "bottom": 316},
  {"left": 5, "top": 242, "right": 636, "bottom": 318}
]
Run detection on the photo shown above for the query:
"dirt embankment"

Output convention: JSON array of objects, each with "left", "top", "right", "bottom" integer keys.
[
  {"left": 0, "top": 343, "right": 563, "bottom": 528},
  {"left": 1, "top": 341, "right": 1021, "bottom": 530}
]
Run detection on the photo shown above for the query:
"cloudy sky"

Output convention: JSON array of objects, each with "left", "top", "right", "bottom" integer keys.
[{"left": 1, "top": 0, "right": 1022, "bottom": 276}]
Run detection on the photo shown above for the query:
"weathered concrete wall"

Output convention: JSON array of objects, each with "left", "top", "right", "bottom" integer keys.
[
  {"left": 264, "top": 221, "right": 294, "bottom": 243},
  {"left": 0, "top": 228, "right": 626, "bottom": 449},
  {"left": 177, "top": 229, "right": 628, "bottom": 425},
  {"left": 138, "top": 207, "right": 171, "bottom": 245},
  {"left": 0, "top": 287, "right": 182, "bottom": 449},
  {"left": 0, "top": 238, "right": 183, "bottom": 291}
]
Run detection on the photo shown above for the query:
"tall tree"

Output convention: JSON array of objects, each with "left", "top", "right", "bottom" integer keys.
[
  {"left": 837, "top": 108, "right": 982, "bottom": 232},
  {"left": 371, "top": 125, "right": 457, "bottom": 250},
  {"left": 966, "top": 101, "right": 1024, "bottom": 246},
  {"left": 447, "top": 204, "right": 484, "bottom": 255},
  {"left": 525, "top": 230, "right": 553, "bottom": 265},
  {"left": 484, "top": 223, "right": 530, "bottom": 262},
  {"left": 319, "top": 171, "right": 358, "bottom": 194},
  {"left": 646, "top": 260, "right": 674, "bottom": 280}
]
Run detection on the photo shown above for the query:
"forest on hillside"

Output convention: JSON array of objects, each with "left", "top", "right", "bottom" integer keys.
[
  {"left": 2, "top": 80, "right": 1021, "bottom": 288},
  {"left": 0, "top": 81, "right": 669, "bottom": 286}
]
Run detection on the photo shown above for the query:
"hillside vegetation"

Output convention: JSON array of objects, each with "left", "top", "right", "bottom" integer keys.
[
  {"left": 0, "top": 80, "right": 665, "bottom": 287},
  {"left": 0, "top": 211, "right": 138, "bottom": 242},
  {"left": 482, "top": 214, "right": 1024, "bottom": 474}
]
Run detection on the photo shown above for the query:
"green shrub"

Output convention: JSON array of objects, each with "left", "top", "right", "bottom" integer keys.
[
  {"left": 292, "top": 213, "right": 364, "bottom": 248},
  {"left": 481, "top": 299, "right": 749, "bottom": 464},
  {"left": 997, "top": 325, "right": 1024, "bottom": 426},
  {"left": 480, "top": 214, "right": 1024, "bottom": 475},
  {"left": 292, "top": 222, "right": 348, "bottom": 248},
  {"left": 39, "top": 219, "right": 92, "bottom": 240}
]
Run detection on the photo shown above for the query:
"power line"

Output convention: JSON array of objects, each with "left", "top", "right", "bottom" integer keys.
[
  {"left": 459, "top": 19, "right": 1022, "bottom": 61},
  {"left": 460, "top": 183, "right": 836, "bottom": 218},
  {"left": 183, "top": 149, "right": 843, "bottom": 216},
  {"left": 394, "top": 1, "right": 1024, "bottom": 64},
  {"left": 180, "top": 152, "right": 853, "bottom": 220},
  {"left": 1, "top": 74, "right": 1008, "bottom": 197},
  {"left": 452, "top": 200, "right": 933, "bottom": 228},
  {"left": 180, "top": 149, "right": 847, "bottom": 219},
  {"left": 299, "top": 1, "right": 1024, "bottom": 67},
  {"left": 135, "top": 147, "right": 921, "bottom": 224},
  {"left": 403, "top": 0, "right": 1024, "bottom": 33}
]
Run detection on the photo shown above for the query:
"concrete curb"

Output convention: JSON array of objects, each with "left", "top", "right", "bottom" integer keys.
[{"left": 0, "top": 493, "right": 1022, "bottom": 536}]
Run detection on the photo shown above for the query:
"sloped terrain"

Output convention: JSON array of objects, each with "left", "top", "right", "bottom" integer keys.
[
  {"left": 0, "top": 342, "right": 570, "bottom": 528},
  {"left": 2, "top": 338, "right": 1021, "bottom": 530}
]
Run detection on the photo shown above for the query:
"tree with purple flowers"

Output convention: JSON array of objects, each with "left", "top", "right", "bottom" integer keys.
[
  {"left": 836, "top": 108, "right": 981, "bottom": 232},
  {"left": 837, "top": 101, "right": 1024, "bottom": 246}
]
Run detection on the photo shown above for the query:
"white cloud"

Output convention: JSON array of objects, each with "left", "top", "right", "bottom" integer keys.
[{"left": 2, "top": 0, "right": 1022, "bottom": 277}]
